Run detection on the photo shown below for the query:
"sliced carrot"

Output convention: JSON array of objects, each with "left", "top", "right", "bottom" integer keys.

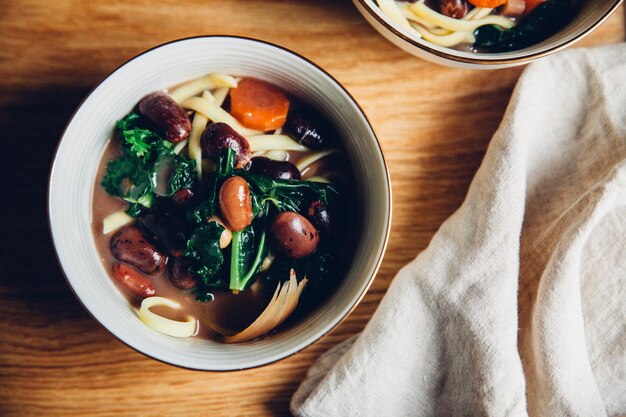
[
  {"left": 467, "top": 0, "right": 506, "bottom": 8},
  {"left": 524, "top": 0, "right": 547, "bottom": 14},
  {"left": 230, "top": 78, "right": 290, "bottom": 131}
]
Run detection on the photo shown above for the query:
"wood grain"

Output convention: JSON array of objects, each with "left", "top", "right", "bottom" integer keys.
[{"left": 0, "top": 1, "right": 623, "bottom": 416}]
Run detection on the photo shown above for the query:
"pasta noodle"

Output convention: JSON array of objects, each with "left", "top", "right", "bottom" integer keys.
[
  {"left": 173, "top": 139, "right": 188, "bottom": 155},
  {"left": 169, "top": 73, "right": 237, "bottom": 103},
  {"left": 411, "top": 24, "right": 475, "bottom": 47},
  {"left": 385, "top": 0, "right": 515, "bottom": 48},
  {"left": 138, "top": 297, "right": 197, "bottom": 338},
  {"left": 304, "top": 176, "right": 331, "bottom": 184},
  {"left": 264, "top": 150, "right": 289, "bottom": 161},
  {"left": 212, "top": 87, "right": 229, "bottom": 107},
  {"left": 102, "top": 210, "right": 134, "bottom": 234},
  {"left": 296, "top": 149, "right": 337, "bottom": 171},
  {"left": 182, "top": 96, "right": 263, "bottom": 137},
  {"left": 247, "top": 135, "right": 309, "bottom": 152},
  {"left": 410, "top": 2, "right": 515, "bottom": 33},
  {"left": 189, "top": 113, "right": 207, "bottom": 179},
  {"left": 378, "top": 0, "right": 422, "bottom": 38}
]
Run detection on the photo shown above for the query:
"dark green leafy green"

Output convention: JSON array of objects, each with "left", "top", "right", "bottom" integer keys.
[
  {"left": 240, "top": 171, "right": 338, "bottom": 214},
  {"left": 117, "top": 113, "right": 157, "bottom": 157},
  {"left": 167, "top": 155, "right": 196, "bottom": 196},
  {"left": 186, "top": 148, "right": 236, "bottom": 225},
  {"left": 265, "top": 247, "right": 336, "bottom": 288},
  {"left": 125, "top": 202, "right": 147, "bottom": 218},
  {"left": 183, "top": 221, "right": 225, "bottom": 287},
  {"left": 473, "top": 0, "right": 575, "bottom": 52},
  {"left": 229, "top": 223, "right": 269, "bottom": 292},
  {"left": 101, "top": 113, "right": 196, "bottom": 214}
]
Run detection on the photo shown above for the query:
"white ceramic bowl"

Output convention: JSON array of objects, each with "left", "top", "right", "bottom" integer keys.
[
  {"left": 353, "top": 0, "right": 622, "bottom": 69},
  {"left": 49, "top": 36, "right": 391, "bottom": 371}
]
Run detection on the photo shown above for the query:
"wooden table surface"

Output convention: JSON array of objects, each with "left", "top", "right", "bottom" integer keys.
[{"left": 1, "top": 1, "right": 623, "bottom": 416}]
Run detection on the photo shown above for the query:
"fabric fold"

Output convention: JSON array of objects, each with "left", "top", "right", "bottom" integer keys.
[{"left": 291, "top": 45, "right": 626, "bottom": 417}]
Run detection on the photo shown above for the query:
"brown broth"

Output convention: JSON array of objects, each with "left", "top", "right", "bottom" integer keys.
[{"left": 91, "top": 78, "right": 356, "bottom": 341}]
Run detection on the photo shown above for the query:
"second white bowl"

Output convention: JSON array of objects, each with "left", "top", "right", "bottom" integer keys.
[{"left": 353, "top": 0, "right": 622, "bottom": 69}]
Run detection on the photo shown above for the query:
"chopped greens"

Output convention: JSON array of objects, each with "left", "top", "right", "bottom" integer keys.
[
  {"left": 186, "top": 148, "right": 236, "bottom": 225},
  {"left": 101, "top": 113, "right": 196, "bottom": 216},
  {"left": 240, "top": 171, "right": 337, "bottom": 214},
  {"left": 103, "top": 114, "right": 344, "bottom": 301},
  {"left": 229, "top": 224, "right": 269, "bottom": 292},
  {"left": 183, "top": 221, "right": 225, "bottom": 287},
  {"left": 474, "top": 0, "right": 575, "bottom": 52},
  {"left": 182, "top": 147, "right": 338, "bottom": 293}
]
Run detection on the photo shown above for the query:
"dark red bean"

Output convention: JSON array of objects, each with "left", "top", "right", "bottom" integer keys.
[
  {"left": 201, "top": 122, "right": 251, "bottom": 169},
  {"left": 110, "top": 226, "right": 167, "bottom": 275},
  {"left": 138, "top": 213, "right": 188, "bottom": 256},
  {"left": 169, "top": 257, "right": 198, "bottom": 290},
  {"left": 111, "top": 263, "right": 156, "bottom": 299},
  {"left": 249, "top": 156, "right": 301, "bottom": 180},
  {"left": 284, "top": 107, "right": 335, "bottom": 150},
  {"left": 138, "top": 92, "right": 191, "bottom": 143},
  {"left": 271, "top": 212, "right": 319, "bottom": 259},
  {"left": 307, "top": 200, "right": 331, "bottom": 237},
  {"left": 439, "top": 0, "right": 469, "bottom": 18},
  {"left": 172, "top": 188, "right": 194, "bottom": 206}
]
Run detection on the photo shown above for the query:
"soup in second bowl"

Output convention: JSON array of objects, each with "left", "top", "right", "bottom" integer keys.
[{"left": 377, "top": 0, "right": 579, "bottom": 52}]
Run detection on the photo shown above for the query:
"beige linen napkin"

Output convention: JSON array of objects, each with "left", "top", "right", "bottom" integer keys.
[{"left": 291, "top": 45, "right": 626, "bottom": 417}]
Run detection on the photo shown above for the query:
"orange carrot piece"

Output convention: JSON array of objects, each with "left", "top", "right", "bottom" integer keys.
[
  {"left": 230, "top": 78, "right": 290, "bottom": 131},
  {"left": 467, "top": 0, "right": 506, "bottom": 8}
]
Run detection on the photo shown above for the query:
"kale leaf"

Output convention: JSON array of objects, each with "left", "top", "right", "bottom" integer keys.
[
  {"left": 101, "top": 113, "right": 196, "bottom": 214},
  {"left": 116, "top": 113, "right": 160, "bottom": 157},
  {"left": 229, "top": 221, "right": 269, "bottom": 292},
  {"left": 183, "top": 221, "right": 225, "bottom": 288},
  {"left": 167, "top": 155, "right": 196, "bottom": 196},
  {"left": 265, "top": 247, "right": 336, "bottom": 288},
  {"left": 473, "top": 0, "right": 575, "bottom": 52},
  {"left": 240, "top": 171, "right": 338, "bottom": 214},
  {"left": 186, "top": 147, "right": 236, "bottom": 225}
]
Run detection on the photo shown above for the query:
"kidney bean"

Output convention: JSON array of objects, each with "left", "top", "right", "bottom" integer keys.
[
  {"left": 271, "top": 211, "right": 319, "bottom": 259},
  {"left": 168, "top": 257, "right": 198, "bottom": 290},
  {"left": 249, "top": 156, "right": 301, "bottom": 180},
  {"left": 138, "top": 92, "right": 191, "bottom": 143},
  {"left": 439, "top": 0, "right": 469, "bottom": 18},
  {"left": 307, "top": 200, "right": 331, "bottom": 237},
  {"left": 284, "top": 107, "right": 335, "bottom": 149},
  {"left": 110, "top": 225, "right": 167, "bottom": 275},
  {"left": 219, "top": 176, "right": 254, "bottom": 232},
  {"left": 138, "top": 213, "right": 188, "bottom": 256},
  {"left": 111, "top": 263, "right": 156, "bottom": 298},
  {"left": 201, "top": 122, "right": 251, "bottom": 169},
  {"left": 172, "top": 188, "right": 194, "bottom": 206}
]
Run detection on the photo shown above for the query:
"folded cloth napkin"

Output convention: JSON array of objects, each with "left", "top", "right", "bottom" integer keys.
[{"left": 291, "top": 45, "right": 626, "bottom": 417}]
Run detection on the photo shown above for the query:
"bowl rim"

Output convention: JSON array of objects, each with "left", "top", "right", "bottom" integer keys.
[
  {"left": 47, "top": 35, "right": 392, "bottom": 371},
  {"left": 354, "top": 0, "right": 623, "bottom": 65}
]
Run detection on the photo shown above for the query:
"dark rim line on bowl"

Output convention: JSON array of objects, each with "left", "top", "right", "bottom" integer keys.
[
  {"left": 355, "top": 0, "right": 623, "bottom": 65},
  {"left": 47, "top": 35, "right": 392, "bottom": 372}
]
